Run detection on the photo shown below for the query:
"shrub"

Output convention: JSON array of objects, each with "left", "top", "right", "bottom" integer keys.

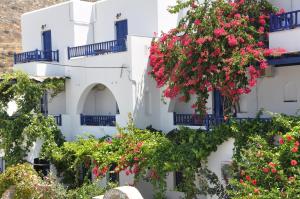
[{"left": 0, "top": 163, "right": 67, "bottom": 199}]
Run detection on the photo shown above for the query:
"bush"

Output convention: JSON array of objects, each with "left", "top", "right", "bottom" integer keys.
[
  {"left": 228, "top": 120, "right": 300, "bottom": 198},
  {"left": 66, "top": 182, "right": 117, "bottom": 199},
  {"left": 0, "top": 163, "right": 67, "bottom": 199}
]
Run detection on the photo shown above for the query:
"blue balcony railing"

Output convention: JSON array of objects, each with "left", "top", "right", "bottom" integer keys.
[
  {"left": 53, "top": 115, "right": 62, "bottom": 126},
  {"left": 80, "top": 114, "right": 116, "bottom": 126},
  {"left": 270, "top": 10, "right": 300, "bottom": 32},
  {"left": 14, "top": 49, "right": 59, "bottom": 64},
  {"left": 68, "top": 39, "right": 127, "bottom": 59},
  {"left": 173, "top": 112, "right": 271, "bottom": 130}
]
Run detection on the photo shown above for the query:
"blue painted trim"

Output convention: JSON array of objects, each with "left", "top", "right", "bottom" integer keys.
[
  {"left": 80, "top": 114, "right": 116, "bottom": 126},
  {"left": 68, "top": 39, "right": 127, "bottom": 59},
  {"left": 270, "top": 10, "right": 300, "bottom": 32},
  {"left": 268, "top": 55, "right": 300, "bottom": 66},
  {"left": 14, "top": 50, "right": 59, "bottom": 64}
]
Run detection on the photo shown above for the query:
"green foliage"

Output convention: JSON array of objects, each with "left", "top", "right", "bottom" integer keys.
[
  {"left": 66, "top": 182, "right": 117, "bottom": 199},
  {"left": 228, "top": 115, "right": 300, "bottom": 199},
  {"left": 0, "top": 71, "right": 65, "bottom": 165},
  {"left": 0, "top": 163, "right": 67, "bottom": 199}
]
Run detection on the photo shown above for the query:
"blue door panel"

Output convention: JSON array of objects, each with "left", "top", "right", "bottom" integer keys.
[
  {"left": 115, "top": 20, "right": 128, "bottom": 51},
  {"left": 42, "top": 30, "right": 52, "bottom": 60}
]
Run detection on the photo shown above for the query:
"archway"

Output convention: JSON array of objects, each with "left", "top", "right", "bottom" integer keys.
[{"left": 78, "top": 83, "right": 120, "bottom": 126}]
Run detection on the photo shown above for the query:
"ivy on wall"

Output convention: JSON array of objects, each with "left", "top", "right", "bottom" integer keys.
[{"left": 0, "top": 71, "right": 65, "bottom": 166}]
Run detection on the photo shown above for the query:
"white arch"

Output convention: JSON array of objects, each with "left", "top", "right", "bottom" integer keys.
[{"left": 77, "top": 83, "right": 120, "bottom": 114}]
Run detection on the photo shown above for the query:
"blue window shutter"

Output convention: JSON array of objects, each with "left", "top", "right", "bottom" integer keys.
[{"left": 116, "top": 20, "right": 128, "bottom": 48}]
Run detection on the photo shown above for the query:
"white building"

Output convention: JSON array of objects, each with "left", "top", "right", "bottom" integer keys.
[{"left": 12, "top": 0, "right": 300, "bottom": 198}]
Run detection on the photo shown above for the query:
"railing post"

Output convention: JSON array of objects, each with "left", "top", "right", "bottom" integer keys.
[
  {"left": 67, "top": 47, "right": 70, "bottom": 60},
  {"left": 56, "top": 50, "right": 59, "bottom": 62},
  {"left": 80, "top": 114, "right": 84, "bottom": 125},
  {"left": 35, "top": 49, "right": 39, "bottom": 61},
  {"left": 173, "top": 112, "right": 176, "bottom": 125},
  {"left": 13, "top": 53, "right": 16, "bottom": 64}
]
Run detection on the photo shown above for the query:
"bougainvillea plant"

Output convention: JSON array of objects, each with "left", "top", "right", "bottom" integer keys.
[
  {"left": 229, "top": 128, "right": 300, "bottom": 198},
  {"left": 149, "top": 0, "right": 285, "bottom": 115}
]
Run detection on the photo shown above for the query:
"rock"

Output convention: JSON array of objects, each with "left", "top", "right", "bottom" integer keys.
[{"left": 102, "top": 186, "right": 144, "bottom": 199}]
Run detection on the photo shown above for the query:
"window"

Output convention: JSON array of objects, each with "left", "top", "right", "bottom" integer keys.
[{"left": 284, "top": 82, "right": 297, "bottom": 102}]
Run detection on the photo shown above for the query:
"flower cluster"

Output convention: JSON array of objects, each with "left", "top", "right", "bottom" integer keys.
[{"left": 149, "top": 0, "right": 284, "bottom": 114}]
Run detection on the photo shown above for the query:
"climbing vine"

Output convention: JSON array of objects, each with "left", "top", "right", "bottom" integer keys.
[
  {"left": 0, "top": 71, "right": 65, "bottom": 166},
  {"left": 149, "top": 0, "right": 284, "bottom": 115}
]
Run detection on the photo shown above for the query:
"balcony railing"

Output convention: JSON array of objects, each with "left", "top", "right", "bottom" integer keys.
[
  {"left": 270, "top": 10, "right": 300, "bottom": 32},
  {"left": 14, "top": 49, "right": 59, "bottom": 64},
  {"left": 53, "top": 115, "right": 62, "bottom": 126},
  {"left": 68, "top": 39, "right": 127, "bottom": 59},
  {"left": 80, "top": 114, "right": 116, "bottom": 126},
  {"left": 173, "top": 112, "right": 271, "bottom": 130}
]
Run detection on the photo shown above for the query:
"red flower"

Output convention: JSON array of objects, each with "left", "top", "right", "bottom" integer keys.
[
  {"left": 279, "top": 137, "right": 284, "bottom": 145},
  {"left": 227, "top": 35, "right": 238, "bottom": 47},
  {"left": 246, "top": 175, "right": 251, "bottom": 181},
  {"left": 252, "top": 179, "right": 257, "bottom": 185},
  {"left": 291, "top": 147, "right": 298, "bottom": 153},
  {"left": 295, "top": 141, "right": 300, "bottom": 147},
  {"left": 286, "top": 135, "right": 293, "bottom": 141},
  {"left": 240, "top": 179, "right": 244, "bottom": 183},
  {"left": 92, "top": 166, "right": 100, "bottom": 177},
  {"left": 268, "top": 162, "right": 276, "bottom": 168},
  {"left": 291, "top": 160, "right": 298, "bottom": 166},
  {"left": 271, "top": 168, "right": 277, "bottom": 173},
  {"left": 254, "top": 188, "right": 259, "bottom": 194},
  {"left": 194, "top": 19, "right": 201, "bottom": 26},
  {"left": 262, "top": 167, "right": 269, "bottom": 173},
  {"left": 196, "top": 38, "right": 206, "bottom": 45},
  {"left": 214, "top": 28, "right": 227, "bottom": 37}
]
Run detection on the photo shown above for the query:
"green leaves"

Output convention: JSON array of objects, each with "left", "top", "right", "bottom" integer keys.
[{"left": 0, "top": 71, "right": 65, "bottom": 166}]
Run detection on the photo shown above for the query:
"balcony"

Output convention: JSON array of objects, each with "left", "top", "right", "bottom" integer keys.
[
  {"left": 173, "top": 112, "right": 271, "bottom": 130},
  {"left": 80, "top": 114, "right": 116, "bottom": 126},
  {"left": 14, "top": 50, "right": 59, "bottom": 64},
  {"left": 269, "top": 10, "right": 300, "bottom": 55},
  {"left": 270, "top": 10, "right": 300, "bottom": 32},
  {"left": 67, "top": 39, "right": 126, "bottom": 59}
]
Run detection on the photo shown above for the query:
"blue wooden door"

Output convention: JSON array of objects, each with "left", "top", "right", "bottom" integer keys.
[
  {"left": 42, "top": 30, "right": 52, "bottom": 61},
  {"left": 115, "top": 20, "right": 128, "bottom": 50},
  {"left": 213, "top": 90, "right": 223, "bottom": 117}
]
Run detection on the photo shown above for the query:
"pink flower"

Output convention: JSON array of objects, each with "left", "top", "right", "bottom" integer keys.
[
  {"left": 196, "top": 38, "right": 206, "bottom": 45},
  {"left": 194, "top": 19, "right": 201, "bottom": 26},
  {"left": 262, "top": 168, "right": 269, "bottom": 173},
  {"left": 291, "top": 147, "right": 298, "bottom": 153},
  {"left": 295, "top": 141, "right": 300, "bottom": 147},
  {"left": 279, "top": 137, "right": 284, "bottom": 145},
  {"left": 271, "top": 168, "right": 277, "bottom": 173},
  {"left": 291, "top": 160, "right": 298, "bottom": 166},
  {"left": 227, "top": 35, "right": 238, "bottom": 47},
  {"left": 214, "top": 28, "right": 227, "bottom": 37}
]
